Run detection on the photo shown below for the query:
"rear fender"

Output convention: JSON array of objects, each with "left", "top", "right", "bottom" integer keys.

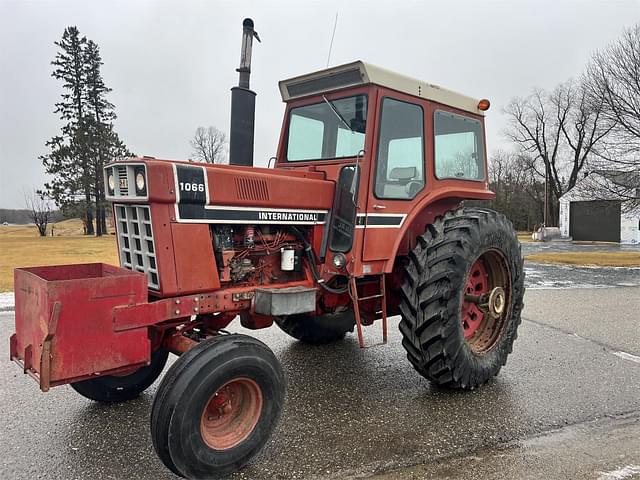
[{"left": 383, "top": 187, "right": 494, "bottom": 272}]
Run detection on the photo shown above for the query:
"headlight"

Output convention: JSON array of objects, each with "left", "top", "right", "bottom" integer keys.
[
  {"left": 107, "top": 173, "right": 115, "bottom": 192},
  {"left": 135, "top": 172, "right": 145, "bottom": 192},
  {"left": 332, "top": 253, "right": 347, "bottom": 269}
]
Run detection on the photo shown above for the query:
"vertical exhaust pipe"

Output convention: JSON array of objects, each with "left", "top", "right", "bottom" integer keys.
[{"left": 229, "top": 18, "right": 260, "bottom": 167}]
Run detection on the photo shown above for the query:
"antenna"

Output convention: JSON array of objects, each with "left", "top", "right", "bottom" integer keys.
[{"left": 326, "top": 12, "right": 338, "bottom": 68}]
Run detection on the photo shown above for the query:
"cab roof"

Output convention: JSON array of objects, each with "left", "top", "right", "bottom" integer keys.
[{"left": 279, "top": 61, "right": 485, "bottom": 116}]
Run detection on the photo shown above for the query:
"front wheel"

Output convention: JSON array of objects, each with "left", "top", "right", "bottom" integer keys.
[
  {"left": 70, "top": 348, "right": 168, "bottom": 402},
  {"left": 399, "top": 208, "right": 524, "bottom": 390},
  {"left": 150, "top": 334, "right": 285, "bottom": 479}
]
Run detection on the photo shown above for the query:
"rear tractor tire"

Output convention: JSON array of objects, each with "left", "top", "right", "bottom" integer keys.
[
  {"left": 275, "top": 311, "right": 355, "bottom": 345},
  {"left": 70, "top": 348, "right": 169, "bottom": 403},
  {"left": 399, "top": 208, "right": 524, "bottom": 390},
  {"left": 150, "top": 334, "right": 285, "bottom": 479}
]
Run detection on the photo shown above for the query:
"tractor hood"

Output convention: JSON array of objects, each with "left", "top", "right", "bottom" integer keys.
[{"left": 105, "top": 158, "right": 335, "bottom": 225}]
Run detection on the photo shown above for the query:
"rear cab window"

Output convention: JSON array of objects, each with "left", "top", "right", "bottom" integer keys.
[{"left": 434, "top": 110, "right": 485, "bottom": 181}]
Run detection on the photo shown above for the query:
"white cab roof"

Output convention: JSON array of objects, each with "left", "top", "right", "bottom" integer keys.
[{"left": 279, "top": 61, "right": 485, "bottom": 115}]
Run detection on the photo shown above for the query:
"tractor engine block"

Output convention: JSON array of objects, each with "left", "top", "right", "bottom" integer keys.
[{"left": 212, "top": 225, "right": 305, "bottom": 286}]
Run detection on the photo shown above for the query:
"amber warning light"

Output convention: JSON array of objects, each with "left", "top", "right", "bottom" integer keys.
[{"left": 478, "top": 99, "right": 491, "bottom": 111}]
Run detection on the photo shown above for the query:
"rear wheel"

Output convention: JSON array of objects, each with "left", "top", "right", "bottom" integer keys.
[
  {"left": 151, "top": 334, "right": 285, "bottom": 479},
  {"left": 399, "top": 208, "right": 524, "bottom": 389},
  {"left": 70, "top": 348, "right": 168, "bottom": 403},
  {"left": 275, "top": 311, "right": 355, "bottom": 345}
]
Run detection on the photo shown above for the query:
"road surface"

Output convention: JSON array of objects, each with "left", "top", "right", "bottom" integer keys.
[{"left": 1, "top": 287, "right": 639, "bottom": 479}]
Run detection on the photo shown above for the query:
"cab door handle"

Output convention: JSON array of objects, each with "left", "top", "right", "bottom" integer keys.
[{"left": 372, "top": 204, "right": 386, "bottom": 210}]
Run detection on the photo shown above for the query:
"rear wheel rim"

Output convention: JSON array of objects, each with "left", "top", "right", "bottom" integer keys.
[
  {"left": 461, "top": 250, "right": 511, "bottom": 353},
  {"left": 200, "top": 377, "right": 263, "bottom": 450}
]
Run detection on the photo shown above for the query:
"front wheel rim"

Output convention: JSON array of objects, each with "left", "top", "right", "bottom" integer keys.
[
  {"left": 200, "top": 377, "right": 263, "bottom": 450},
  {"left": 461, "top": 250, "right": 511, "bottom": 353}
]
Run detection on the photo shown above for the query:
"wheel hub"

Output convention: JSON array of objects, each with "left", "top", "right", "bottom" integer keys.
[
  {"left": 488, "top": 286, "right": 506, "bottom": 317},
  {"left": 461, "top": 252, "right": 511, "bottom": 353},
  {"left": 200, "top": 377, "right": 263, "bottom": 450}
]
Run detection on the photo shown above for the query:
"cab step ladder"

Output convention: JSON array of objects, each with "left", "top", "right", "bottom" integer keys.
[{"left": 349, "top": 275, "right": 388, "bottom": 348}]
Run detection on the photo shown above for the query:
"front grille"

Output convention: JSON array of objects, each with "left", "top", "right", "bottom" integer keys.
[
  {"left": 116, "top": 166, "right": 129, "bottom": 196},
  {"left": 115, "top": 204, "right": 159, "bottom": 290}
]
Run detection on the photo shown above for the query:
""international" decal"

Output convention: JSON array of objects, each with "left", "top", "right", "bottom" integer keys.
[{"left": 258, "top": 211, "right": 319, "bottom": 222}]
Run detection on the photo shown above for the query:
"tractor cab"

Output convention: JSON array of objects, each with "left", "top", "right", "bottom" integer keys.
[{"left": 275, "top": 61, "right": 494, "bottom": 274}]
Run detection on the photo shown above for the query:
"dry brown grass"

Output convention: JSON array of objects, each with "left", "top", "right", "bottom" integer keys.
[
  {"left": 517, "top": 232, "right": 533, "bottom": 243},
  {"left": 0, "top": 219, "right": 118, "bottom": 292},
  {"left": 525, "top": 252, "right": 640, "bottom": 267}
]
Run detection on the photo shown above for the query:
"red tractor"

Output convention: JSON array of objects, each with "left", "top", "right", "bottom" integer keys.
[{"left": 10, "top": 19, "right": 524, "bottom": 479}]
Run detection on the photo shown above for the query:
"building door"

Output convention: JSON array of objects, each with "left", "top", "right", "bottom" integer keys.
[{"left": 569, "top": 200, "right": 621, "bottom": 242}]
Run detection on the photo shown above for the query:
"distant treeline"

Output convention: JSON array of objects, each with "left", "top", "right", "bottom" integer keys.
[{"left": 0, "top": 209, "right": 64, "bottom": 225}]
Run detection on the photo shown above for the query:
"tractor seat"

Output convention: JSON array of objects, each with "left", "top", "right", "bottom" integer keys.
[{"left": 382, "top": 166, "right": 420, "bottom": 198}]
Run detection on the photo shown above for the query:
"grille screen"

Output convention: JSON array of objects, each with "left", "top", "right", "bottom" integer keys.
[
  {"left": 115, "top": 204, "right": 159, "bottom": 289},
  {"left": 235, "top": 177, "right": 270, "bottom": 201},
  {"left": 116, "top": 166, "right": 129, "bottom": 196},
  {"left": 287, "top": 68, "right": 363, "bottom": 98}
]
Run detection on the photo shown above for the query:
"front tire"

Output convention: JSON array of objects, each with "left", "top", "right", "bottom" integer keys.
[
  {"left": 399, "top": 208, "right": 524, "bottom": 390},
  {"left": 275, "top": 311, "right": 355, "bottom": 345},
  {"left": 70, "top": 348, "right": 168, "bottom": 402},
  {"left": 151, "top": 335, "right": 285, "bottom": 479}
]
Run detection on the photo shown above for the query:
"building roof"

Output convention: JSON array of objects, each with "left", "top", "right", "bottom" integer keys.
[
  {"left": 593, "top": 169, "right": 640, "bottom": 189},
  {"left": 278, "top": 61, "right": 486, "bottom": 115},
  {"left": 560, "top": 169, "right": 640, "bottom": 202}
]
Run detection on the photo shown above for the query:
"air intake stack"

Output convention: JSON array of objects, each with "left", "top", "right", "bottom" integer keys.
[{"left": 229, "top": 18, "right": 260, "bottom": 167}]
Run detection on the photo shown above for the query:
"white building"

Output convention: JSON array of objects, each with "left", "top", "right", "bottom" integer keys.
[{"left": 559, "top": 170, "right": 640, "bottom": 244}]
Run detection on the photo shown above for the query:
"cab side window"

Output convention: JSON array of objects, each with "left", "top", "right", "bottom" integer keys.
[{"left": 375, "top": 98, "right": 424, "bottom": 199}]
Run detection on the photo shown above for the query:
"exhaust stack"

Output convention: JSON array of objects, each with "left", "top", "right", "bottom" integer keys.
[{"left": 229, "top": 18, "right": 260, "bottom": 167}]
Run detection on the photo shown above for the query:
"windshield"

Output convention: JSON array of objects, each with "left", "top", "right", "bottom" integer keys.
[{"left": 286, "top": 94, "right": 367, "bottom": 162}]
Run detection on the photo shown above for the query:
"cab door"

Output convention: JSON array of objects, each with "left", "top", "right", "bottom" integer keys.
[{"left": 362, "top": 94, "right": 427, "bottom": 261}]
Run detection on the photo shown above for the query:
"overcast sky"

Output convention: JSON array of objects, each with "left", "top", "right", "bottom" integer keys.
[{"left": 1, "top": 0, "right": 639, "bottom": 208}]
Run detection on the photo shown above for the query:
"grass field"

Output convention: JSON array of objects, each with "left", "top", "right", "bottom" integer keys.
[
  {"left": 517, "top": 232, "right": 533, "bottom": 243},
  {"left": 0, "top": 220, "right": 118, "bottom": 292},
  {"left": 525, "top": 252, "right": 640, "bottom": 268},
  {"left": 2, "top": 221, "right": 637, "bottom": 292}
]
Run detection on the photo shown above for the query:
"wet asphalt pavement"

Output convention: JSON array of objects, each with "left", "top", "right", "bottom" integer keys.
[
  {"left": 525, "top": 262, "right": 640, "bottom": 289},
  {"left": 1, "top": 285, "right": 640, "bottom": 479},
  {"left": 522, "top": 241, "right": 640, "bottom": 290}
]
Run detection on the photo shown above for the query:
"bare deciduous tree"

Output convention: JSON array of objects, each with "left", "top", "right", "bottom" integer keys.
[
  {"left": 583, "top": 24, "right": 640, "bottom": 203},
  {"left": 190, "top": 126, "right": 228, "bottom": 164},
  {"left": 503, "top": 79, "right": 610, "bottom": 224},
  {"left": 24, "top": 190, "right": 52, "bottom": 237},
  {"left": 479, "top": 150, "right": 545, "bottom": 231}
]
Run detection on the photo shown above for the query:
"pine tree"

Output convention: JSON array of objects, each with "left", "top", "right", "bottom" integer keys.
[
  {"left": 41, "top": 27, "right": 132, "bottom": 236},
  {"left": 41, "top": 26, "right": 94, "bottom": 234},
  {"left": 84, "top": 40, "right": 114, "bottom": 236},
  {"left": 83, "top": 40, "right": 133, "bottom": 235}
]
